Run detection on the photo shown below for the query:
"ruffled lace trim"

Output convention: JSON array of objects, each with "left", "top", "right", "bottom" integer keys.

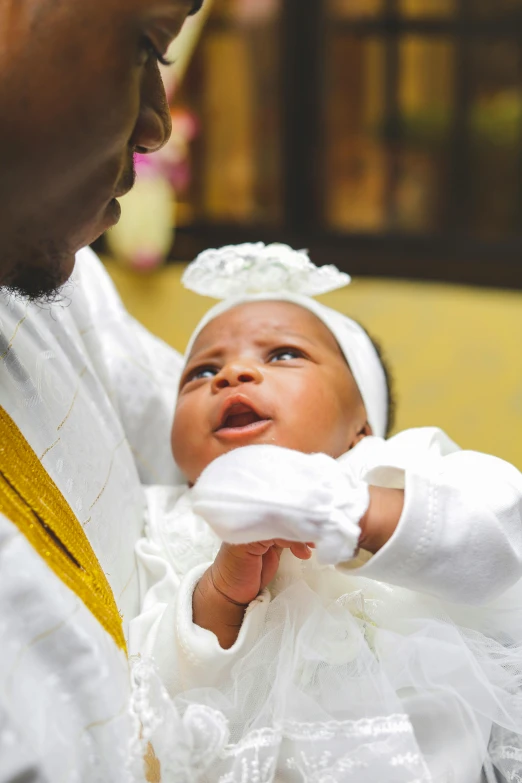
[
  {"left": 182, "top": 243, "right": 351, "bottom": 299},
  {"left": 127, "top": 658, "right": 432, "bottom": 782}
]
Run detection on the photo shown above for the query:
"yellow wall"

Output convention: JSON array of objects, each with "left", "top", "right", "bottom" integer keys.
[{"left": 105, "top": 260, "right": 522, "bottom": 470}]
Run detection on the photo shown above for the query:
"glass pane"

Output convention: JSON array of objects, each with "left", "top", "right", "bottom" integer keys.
[
  {"left": 323, "top": 36, "right": 388, "bottom": 231},
  {"left": 394, "top": 37, "right": 454, "bottom": 231},
  {"left": 211, "top": 0, "right": 280, "bottom": 24},
  {"left": 328, "top": 0, "right": 384, "bottom": 20},
  {"left": 324, "top": 34, "right": 454, "bottom": 234},
  {"left": 471, "top": 0, "right": 522, "bottom": 16},
  {"left": 178, "top": 0, "right": 282, "bottom": 225},
  {"left": 399, "top": 0, "right": 455, "bottom": 17},
  {"left": 467, "top": 40, "right": 522, "bottom": 239}
]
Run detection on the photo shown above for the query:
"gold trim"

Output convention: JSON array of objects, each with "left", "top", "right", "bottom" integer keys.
[
  {"left": 89, "top": 436, "right": 125, "bottom": 512},
  {"left": 0, "top": 311, "right": 28, "bottom": 360},
  {"left": 145, "top": 742, "right": 161, "bottom": 783},
  {"left": 40, "top": 436, "right": 61, "bottom": 461},
  {"left": 58, "top": 366, "right": 87, "bottom": 431},
  {"left": 0, "top": 406, "right": 126, "bottom": 652}
]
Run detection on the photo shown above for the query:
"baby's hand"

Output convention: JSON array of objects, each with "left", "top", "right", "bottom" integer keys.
[
  {"left": 193, "top": 539, "right": 312, "bottom": 649},
  {"left": 210, "top": 539, "right": 312, "bottom": 607},
  {"left": 192, "top": 445, "right": 367, "bottom": 564}
]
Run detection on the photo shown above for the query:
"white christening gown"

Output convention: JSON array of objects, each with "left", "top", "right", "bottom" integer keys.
[{"left": 131, "top": 429, "right": 522, "bottom": 782}]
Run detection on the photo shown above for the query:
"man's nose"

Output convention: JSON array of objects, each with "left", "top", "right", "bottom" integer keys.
[
  {"left": 131, "top": 63, "right": 172, "bottom": 154},
  {"left": 212, "top": 362, "right": 263, "bottom": 391}
]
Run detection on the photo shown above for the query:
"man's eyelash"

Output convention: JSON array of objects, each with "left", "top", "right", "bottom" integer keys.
[{"left": 142, "top": 38, "right": 173, "bottom": 66}]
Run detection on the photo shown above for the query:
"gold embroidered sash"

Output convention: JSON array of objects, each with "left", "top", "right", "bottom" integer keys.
[{"left": 0, "top": 406, "right": 126, "bottom": 652}]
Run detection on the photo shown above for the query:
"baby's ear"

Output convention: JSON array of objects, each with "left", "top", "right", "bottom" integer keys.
[{"left": 350, "top": 420, "right": 372, "bottom": 449}]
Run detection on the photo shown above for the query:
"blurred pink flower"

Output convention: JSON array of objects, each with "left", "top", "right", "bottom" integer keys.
[
  {"left": 235, "top": 0, "right": 278, "bottom": 24},
  {"left": 134, "top": 107, "right": 199, "bottom": 192}
]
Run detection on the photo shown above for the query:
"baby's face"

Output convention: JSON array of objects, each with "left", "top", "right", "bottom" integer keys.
[{"left": 172, "top": 301, "right": 370, "bottom": 484}]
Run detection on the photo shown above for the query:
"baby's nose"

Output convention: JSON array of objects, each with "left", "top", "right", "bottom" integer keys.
[{"left": 212, "top": 363, "right": 263, "bottom": 390}]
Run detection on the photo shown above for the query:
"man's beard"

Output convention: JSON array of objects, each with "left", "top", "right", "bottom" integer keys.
[{"left": 1, "top": 238, "right": 73, "bottom": 304}]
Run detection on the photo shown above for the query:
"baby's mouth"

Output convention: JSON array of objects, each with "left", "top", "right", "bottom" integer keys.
[
  {"left": 221, "top": 408, "right": 263, "bottom": 429},
  {"left": 215, "top": 401, "right": 271, "bottom": 435}
]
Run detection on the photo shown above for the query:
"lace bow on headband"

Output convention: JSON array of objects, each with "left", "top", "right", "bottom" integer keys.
[
  {"left": 182, "top": 242, "right": 351, "bottom": 299},
  {"left": 181, "top": 242, "right": 388, "bottom": 438}
]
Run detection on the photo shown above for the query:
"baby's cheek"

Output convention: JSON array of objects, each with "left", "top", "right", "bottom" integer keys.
[
  {"left": 287, "top": 392, "right": 345, "bottom": 456},
  {"left": 171, "top": 404, "right": 196, "bottom": 475},
  {"left": 172, "top": 421, "right": 221, "bottom": 484},
  {"left": 274, "top": 418, "right": 316, "bottom": 454}
]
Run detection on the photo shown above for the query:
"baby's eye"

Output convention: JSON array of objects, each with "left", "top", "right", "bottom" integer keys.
[
  {"left": 186, "top": 366, "right": 218, "bottom": 383},
  {"left": 268, "top": 348, "right": 305, "bottom": 363}
]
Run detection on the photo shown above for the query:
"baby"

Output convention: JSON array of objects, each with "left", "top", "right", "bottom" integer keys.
[
  {"left": 131, "top": 244, "right": 522, "bottom": 783},
  {"left": 173, "top": 295, "right": 403, "bottom": 651}
]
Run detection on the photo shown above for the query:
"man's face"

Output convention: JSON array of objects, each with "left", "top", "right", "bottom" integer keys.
[
  {"left": 172, "top": 301, "right": 370, "bottom": 484},
  {"left": 0, "top": 0, "right": 195, "bottom": 299}
]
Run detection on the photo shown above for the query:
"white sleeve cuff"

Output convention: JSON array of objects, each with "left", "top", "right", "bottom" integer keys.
[
  {"left": 342, "top": 470, "right": 431, "bottom": 586},
  {"left": 153, "top": 564, "right": 270, "bottom": 695},
  {"left": 342, "top": 459, "right": 522, "bottom": 605}
]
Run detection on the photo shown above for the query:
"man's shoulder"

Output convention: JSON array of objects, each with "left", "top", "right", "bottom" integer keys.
[{"left": 71, "top": 246, "right": 126, "bottom": 320}]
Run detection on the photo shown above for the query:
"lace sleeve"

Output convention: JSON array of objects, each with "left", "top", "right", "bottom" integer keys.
[{"left": 130, "top": 487, "right": 271, "bottom": 697}]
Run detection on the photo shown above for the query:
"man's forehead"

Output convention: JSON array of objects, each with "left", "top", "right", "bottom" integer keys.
[
  {"left": 138, "top": 0, "right": 201, "bottom": 13},
  {"left": 60, "top": 0, "right": 195, "bottom": 20},
  {"left": 93, "top": 0, "right": 199, "bottom": 38},
  {"left": 16, "top": 0, "right": 195, "bottom": 22},
  {"left": 116, "top": 0, "right": 195, "bottom": 14}
]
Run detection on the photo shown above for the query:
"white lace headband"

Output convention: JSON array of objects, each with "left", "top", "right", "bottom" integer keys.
[{"left": 182, "top": 243, "right": 388, "bottom": 438}]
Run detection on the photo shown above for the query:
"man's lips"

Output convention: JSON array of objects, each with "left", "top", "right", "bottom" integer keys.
[
  {"left": 115, "top": 161, "right": 137, "bottom": 199},
  {"left": 102, "top": 198, "right": 122, "bottom": 231},
  {"left": 113, "top": 185, "right": 132, "bottom": 199}
]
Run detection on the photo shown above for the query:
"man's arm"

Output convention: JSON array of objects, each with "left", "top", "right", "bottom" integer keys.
[
  {"left": 0, "top": 704, "right": 42, "bottom": 783},
  {"left": 71, "top": 247, "right": 185, "bottom": 485},
  {"left": 0, "top": 514, "right": 133, "bottom": 782}
]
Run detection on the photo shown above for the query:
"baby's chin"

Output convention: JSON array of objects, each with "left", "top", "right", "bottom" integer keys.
[
  {"left": 184, "top": 434, "right": 276, "bottom": 486},
  {"left": 186, "top": 432, "right": 341, "bottom": 486}
]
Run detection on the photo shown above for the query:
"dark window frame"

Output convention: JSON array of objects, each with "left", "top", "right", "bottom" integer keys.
[{"left": 168, "top": 0, "right": 522, "bottom": 289}]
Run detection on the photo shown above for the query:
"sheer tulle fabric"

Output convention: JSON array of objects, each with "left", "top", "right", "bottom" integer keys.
[{"left": 131, "top": 557, "right": 522, "bottom": 782}]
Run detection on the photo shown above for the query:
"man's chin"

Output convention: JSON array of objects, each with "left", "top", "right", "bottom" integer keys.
[{"left": 1, "top": 245, "right": 76, "bottom": 304}]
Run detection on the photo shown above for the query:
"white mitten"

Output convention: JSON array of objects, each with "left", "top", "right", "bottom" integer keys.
[{"left": 191, "top": 445, "right": 369, "bottom": 565}]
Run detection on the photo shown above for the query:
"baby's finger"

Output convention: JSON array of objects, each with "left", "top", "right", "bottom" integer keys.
[
  {"left": 271, "top": 539, "right": 315, "bottom": 553},
  {"left": 272, "top": 538, "right": 296, "bottom": 549},
  {"left": 289, "top": 542, "right": 313, "bottom": 560}
]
